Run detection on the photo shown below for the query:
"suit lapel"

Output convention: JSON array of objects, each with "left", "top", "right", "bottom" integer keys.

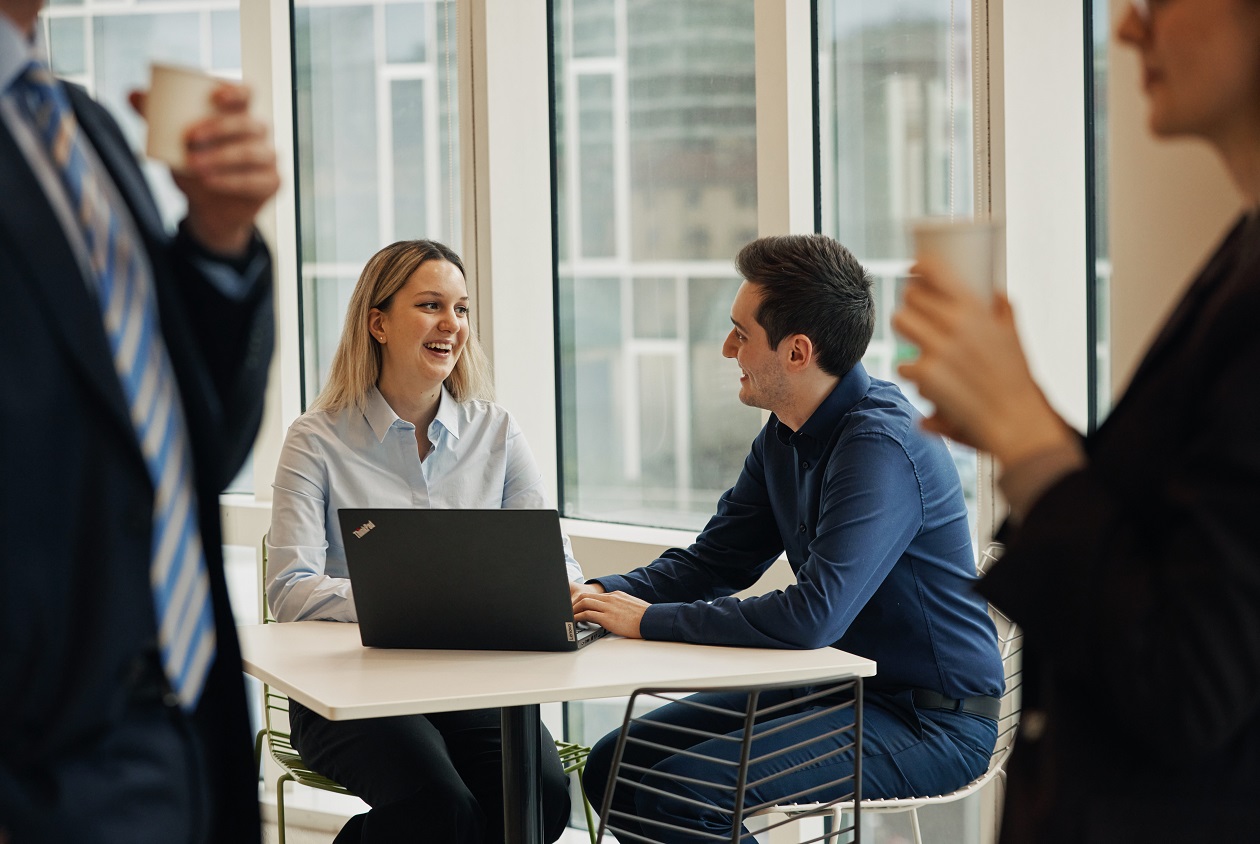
[{"left": 0, "top": 117, "right": 133, "bottom": 434}]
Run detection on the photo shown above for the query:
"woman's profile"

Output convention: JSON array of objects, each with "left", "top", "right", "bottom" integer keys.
[{"left": 894, "top": 0, "right": 1260, "bottom": 840}]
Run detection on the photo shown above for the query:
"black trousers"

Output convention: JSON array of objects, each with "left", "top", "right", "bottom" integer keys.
[{"left": 290, "top": 701, "right": 571, "bottom": 844}]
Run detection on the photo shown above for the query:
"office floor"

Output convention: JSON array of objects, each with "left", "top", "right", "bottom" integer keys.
[
  {"left": 262, "top": 819, "right": 598, "bottom": 844},
  {"left": 259, "top": 789, "right": 599, "bottom": 844}
]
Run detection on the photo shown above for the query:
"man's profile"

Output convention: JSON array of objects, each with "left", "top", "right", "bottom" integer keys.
[{"left": 574, "top": 233, "right": 1004, "bottom": 841}]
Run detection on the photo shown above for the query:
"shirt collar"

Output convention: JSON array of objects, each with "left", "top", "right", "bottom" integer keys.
[
  {"left": 775, "top": 362, "right": 871, "bottom": 453},
  {"left": 363, "top": 384, "right": 462, "bottom": 443},
  {"left": 0, "top": 13, "right": 42, "bottom": 95},
  {"left": 363, "top": 386, "right": 404, "bottom": 442},
  {"left": 432, "top": 385, "right": 462, "bottom": 440}
]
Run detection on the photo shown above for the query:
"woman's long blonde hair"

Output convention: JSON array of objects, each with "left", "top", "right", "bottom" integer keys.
[{"left": 310, "top": 240, "right": 494, "bottom": 413}]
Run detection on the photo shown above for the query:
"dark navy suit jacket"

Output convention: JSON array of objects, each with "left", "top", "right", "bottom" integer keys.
[
  {"left": 981, "top": 215, "right": 1260, "bottom": 842},
  {"left": 0, "top": 83, "right": 272, "bottom": 841}
]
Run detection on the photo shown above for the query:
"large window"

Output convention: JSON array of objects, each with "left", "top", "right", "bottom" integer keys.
[
  {"left": 552, "top": 0, "right": 764, "bottom": 531},
  {"left": 43, "top": 0, "right": 242, "bottom": 229},
  {"left": 818, "top": 0, "right": 979, "bottom": 533},
  {"left": 44, "top": 0, "right": 247, "bottom": 494},
  {"left": 294, "top": 0, "right": 460, "bottom": 404},
  {"left": 1091, "top": 0, "right": 1111, "bottom": 424}
]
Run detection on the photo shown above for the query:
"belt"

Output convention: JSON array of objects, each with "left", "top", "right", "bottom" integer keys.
[{"left": 912, "top": 689, "right": 1000, "bottom": 721}]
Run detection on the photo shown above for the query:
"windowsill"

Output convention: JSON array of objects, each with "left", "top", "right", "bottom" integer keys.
[
  {"left": 559, "top": 517, "right": 696, "bottom": 550},
  {"left": 220, "top": 493, "right": 699, "bottom": 552}
]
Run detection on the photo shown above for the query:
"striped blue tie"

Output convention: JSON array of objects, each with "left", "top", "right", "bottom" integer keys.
[{"left": 16, "top": 62, "right": 216, "bottom": 711}]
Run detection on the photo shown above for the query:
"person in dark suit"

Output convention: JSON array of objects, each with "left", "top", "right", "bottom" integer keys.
[
  {"left": 0, "top": 0, "right": 279, "bottom": 840},
  {"left": 893, "top": 0, "right": 1260, "bottom": 840}
]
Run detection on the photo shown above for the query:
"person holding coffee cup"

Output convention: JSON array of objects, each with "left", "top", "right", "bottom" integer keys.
[
  {"left": 892, "top": 0, "right": 1260, "bottom": 840},
  {"left": 0, "top": 0, "right": 279, "bottom": 842}
]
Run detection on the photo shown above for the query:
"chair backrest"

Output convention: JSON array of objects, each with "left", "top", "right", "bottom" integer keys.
[
  {"left": 977, "top": 541, "right": 1023, "bottom": 760},
  {"left": 261, "top": 535, "right": 276, "bottom": 624},
  {"left": 596, "top": 676, "right": 864, "bottom": 844},
  {"left": 259, "top": 536, "right": 293, "bottom": 742}
]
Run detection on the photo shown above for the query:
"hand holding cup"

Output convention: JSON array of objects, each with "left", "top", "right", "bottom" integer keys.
[
  {"left": 892, "top": 218, "right": 1071, "bottom": 465},
  {"left": 132, "top": 63, "right": 280, "bottom": 257}
]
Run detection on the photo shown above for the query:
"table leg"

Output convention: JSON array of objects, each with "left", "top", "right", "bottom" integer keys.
[{"left": 501, "top": 703, "right": 543, "bottom": 844}]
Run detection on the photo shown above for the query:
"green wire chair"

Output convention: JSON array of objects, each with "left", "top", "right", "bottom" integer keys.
[
  {"left": 556, "top": 739, "right": 598, "bottom": 844},
  {"left": 256, "top": 536, "right": 599, "bottom": 844},
  {"left": 257, "top": 539, "right": 355, "bottom": 844}
]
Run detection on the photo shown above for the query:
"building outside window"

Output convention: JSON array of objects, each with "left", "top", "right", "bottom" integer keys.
[
  {"left": 43, "top": 0, "right": 248, "bottom": 489},
  {"left": 553, "top": 0, "right": 763, "bottom": 532},
  {"left": 294, "top": 0, "right": 460, "bottom": 405},
  {"left": 818, "top": 0, "right": 979, "bottom": 536}
]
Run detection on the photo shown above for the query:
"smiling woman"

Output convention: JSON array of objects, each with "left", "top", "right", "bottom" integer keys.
[
  {"left": 311, "top": 240, "right": 492, "bottom": 424},
  {"left": 264, "top": 240, "right": 587, "bottom": 844}
]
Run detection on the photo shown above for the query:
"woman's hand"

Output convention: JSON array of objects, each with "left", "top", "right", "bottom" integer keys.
[{"left": 891, "top": 256, "right": 1074, "bottom": 467}]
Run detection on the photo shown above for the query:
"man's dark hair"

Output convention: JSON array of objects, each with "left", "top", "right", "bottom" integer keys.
[{"left": 734, "top": 234, "right": 875, "bottom": 377}]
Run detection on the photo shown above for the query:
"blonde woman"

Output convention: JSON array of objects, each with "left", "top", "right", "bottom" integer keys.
[{"left": 266, "top": 240, "right": 581, "bottom": 844}]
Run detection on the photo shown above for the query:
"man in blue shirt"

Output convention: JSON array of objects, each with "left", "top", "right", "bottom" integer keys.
[{"left": 573, "top": 234, "right": 1004, "bottom": 841}]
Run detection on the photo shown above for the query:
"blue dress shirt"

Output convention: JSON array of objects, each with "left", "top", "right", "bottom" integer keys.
[
  {"left": 593, "top": 364, "right": 1004, "bottom": 698},
  {"left": 268, "top": 386, "right": 584, "bottom": 622}
]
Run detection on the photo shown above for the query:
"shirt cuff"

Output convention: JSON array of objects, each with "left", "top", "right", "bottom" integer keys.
[
  {"left": 998, "top": 440, "right": 1088, "bottom": 521},
  {"left": 588, "top": 574, "right": 632, "bottom": 594},
  {"left": 175, "top": 221, "right": 269, "bottom": 302},
  {"left": 639, "top": 603, "right": 677, "bottom": 641}
]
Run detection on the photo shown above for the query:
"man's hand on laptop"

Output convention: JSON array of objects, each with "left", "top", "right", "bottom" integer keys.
[{"left": 571, "top": 582, "right": 649, "bottom": 639}]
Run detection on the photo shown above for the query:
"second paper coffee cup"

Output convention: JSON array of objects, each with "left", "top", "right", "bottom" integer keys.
[{"left": 910, "top": 218, "right": 1002, "bottom": 298}]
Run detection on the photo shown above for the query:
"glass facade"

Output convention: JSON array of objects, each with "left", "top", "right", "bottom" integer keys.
[
  {"left": 293, "top": 0, "right": 460, "bottom": 404},
  {"left": 818, "top": 0, "right": 979, "bottom": 536},
  {"left": 43, "top": 0, "right": 242, "bottom": 230},
  {"left": 43, "top": 0, "right": 248, "bottom": 492},
  {"left": 553, "top": 0, "right": 764, "bottom": 531}
]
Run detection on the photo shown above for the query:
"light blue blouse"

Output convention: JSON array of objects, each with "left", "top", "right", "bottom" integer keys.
[{"left": 267, "top": 385, "right": 584, "bottom": 622}]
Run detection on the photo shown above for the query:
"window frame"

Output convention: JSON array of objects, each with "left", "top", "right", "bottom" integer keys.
[{"left": 222, "top": 0, "right": 1091, "bottom": 564}]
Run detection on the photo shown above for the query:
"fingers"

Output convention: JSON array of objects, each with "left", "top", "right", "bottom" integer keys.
[
  {"left": 181, "top": 84, "right": 273, "bottom": 185},
  {"left": 128, "top": 90, "right": 148, "bottom": 118},
  {"left": 571, "top": 590, "right": 647, "bottom": 638},
  {"left": 569, "top": 581, "right": 606, "bottom": 608},
  {"left": 209, "top": 80, "right": 252, "bottom": 112},
  {"left": 180, "top": 140, "right": 279, "bottom": 197},
  {"left": 907, "top": 255, "right": 980, "bottom": 303},
  {"left": 890, "top": 293, "right": 952, "bottom": 352}
]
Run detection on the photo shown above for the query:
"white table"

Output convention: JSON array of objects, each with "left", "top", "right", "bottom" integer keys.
[{"left": 238, "top": 621, "right": 877, "bottom": 844}]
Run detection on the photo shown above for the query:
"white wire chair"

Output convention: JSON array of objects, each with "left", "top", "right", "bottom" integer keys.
[
  {"left": 757, "top": 542, "right": 1022, "bottom": 844},
  {"left": 594, "top": 676, "right": 866, "bottom": 844}
]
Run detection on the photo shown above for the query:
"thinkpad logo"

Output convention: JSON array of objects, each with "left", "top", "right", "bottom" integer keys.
[{"left": 352, "top": 520, "right": 376, "bottom": 539}]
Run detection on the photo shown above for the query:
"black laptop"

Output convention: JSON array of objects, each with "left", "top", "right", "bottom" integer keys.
[{"left": 337, "top": 508, "right": 609, "bottom": 651}]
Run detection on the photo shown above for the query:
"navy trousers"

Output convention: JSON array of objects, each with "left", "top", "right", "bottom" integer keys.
[
  {"left": 290, "top": 701, "right": 571, "bottom": 844},
  {"left": 48, "top": 696, "right": 209, "bottom": 844},
  {"left": 583, "top": 686, "right": 996, "bottom": 843}
]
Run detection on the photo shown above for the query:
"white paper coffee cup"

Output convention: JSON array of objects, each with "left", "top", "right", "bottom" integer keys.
[
  {"left": 910, "top": 218, "right": 1003, "bottom": 298},
  {"left": 145, "top": 63, "right": 224, "bottom": 171}
]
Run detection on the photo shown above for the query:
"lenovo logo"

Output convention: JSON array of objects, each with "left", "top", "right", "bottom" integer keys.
[
  {"left": 565, "top": 622, "right": 575, "bottom": 641},
  {"left": 352, "top": 520, "right": 376, "bottom": 539}
]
